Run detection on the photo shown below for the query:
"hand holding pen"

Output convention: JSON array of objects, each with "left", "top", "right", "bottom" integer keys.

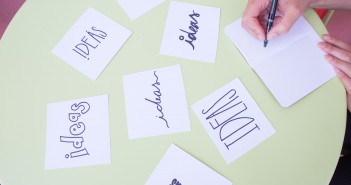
[
  {"left": 242, "top": 0, "right": 311, "bottom": 43},
  {"left": 264, "top": 0, "right": 278, "bottom": 47}
]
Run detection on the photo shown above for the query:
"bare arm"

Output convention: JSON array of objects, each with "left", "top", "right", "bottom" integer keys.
[
  {"left": 242, "top": 0, "right": 351, "bottom": 41},
  {"left": 311, "top": 0, "right": 351, "bottom": 10}
]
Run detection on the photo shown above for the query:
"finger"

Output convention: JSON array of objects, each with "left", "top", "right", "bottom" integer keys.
[
  {"left": 241, "top": 17, "right": 266, "bottom": 40},
  {"left": 242, "top": 0, "right": 269, "bottom": 40},
  {"left": 323, "top": 34, "right": 351, "bottom": 52},
  {"left": 326, "top": 54, "right": 351, "bottom": 80},
  {"left": 268, "top": 8, "right": 301, "bottom": 40},
  {"left": 272, "top": 16, "right": 282, "bottom": 25},
  {"left": 319, "top": 42, "right": 351, "bottom": 63},
  {"left": 258, "top": 16, "right": 268, "bottom": 28}
]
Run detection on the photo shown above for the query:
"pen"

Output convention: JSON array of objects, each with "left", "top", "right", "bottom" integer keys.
[{"left": 264, "top": 0, "right": 278, "bottom": 47}]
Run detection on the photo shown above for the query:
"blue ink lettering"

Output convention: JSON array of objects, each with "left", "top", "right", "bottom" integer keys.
[
  {"left": 170, "top": 178, "right": 182, "bottom": 185},
  {"left": 88, "top": 27, "right": 107, "bottom": 43},
  {"left": 179, "top": 10, "right": 200, "bottom": 50},
  {"left": 202, "top": 89, "right": 260, "bottom": 150},
  {"left": 72, "top": 26, "right": 108, "bottom": 60},
  {"left": 71, "top": 102, "right": 90, "bottom": 114},
  {"left": 68, "top": 113, "right": 81, "bottom": 122},
  {"left": 60, "top": 136, "right": 84, "bottom": 149},
  {"left": 60, "top": 101, "right": 91, "bottom": 159},
  {"left": 65, "top": 148, "right": 89, "bottom": 159},
  {"left": 69, "top": 122, "right": 86, "bottom": 136},
  {"left": 145, "top": 71, "right": 169, "bottom": 128}
]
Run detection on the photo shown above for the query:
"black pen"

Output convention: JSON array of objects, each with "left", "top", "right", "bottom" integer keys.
[{"left": 264, "top": 0, "right": 278, "bottom": 47}]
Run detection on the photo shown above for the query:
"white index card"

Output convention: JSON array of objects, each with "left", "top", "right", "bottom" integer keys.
[
  {"left": 192, "top": 78, "right": 276, "bottom": 164},
  {"left": 145, "top": 144, "right": 232, "bottom": 185},
  {"left": 160, "top": 1, "right": 220, "bottom": 63},
  {"left": 45, "top": 94, "right": 110, "bottom": 170},
  {"left": 123, "top": 64, "right": 191, "bottom": 139},
  {"left": 52, "top": 7, "right": 132, "bottom": 80}
]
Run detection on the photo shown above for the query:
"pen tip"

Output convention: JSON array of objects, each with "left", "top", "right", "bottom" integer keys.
[{"left": 264, "top": 40, "right": 268, "bottom": 47}]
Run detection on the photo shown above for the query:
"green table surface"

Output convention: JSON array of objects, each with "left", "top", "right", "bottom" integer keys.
[{"left": 0, "top": 0, "right": 347, "bottom": 185}]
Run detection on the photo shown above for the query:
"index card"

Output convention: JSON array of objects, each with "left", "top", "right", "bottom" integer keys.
[
  {"left": 225, "top": 17, "right": 335, "bottom": 107},
  {"left": 52, "top": 7, "right": 132, "bottom": 80},
  {"left": 116, "top": 0, "right": 166, "bottom": 20},
  {"left": 160, "top": 1, "right": 220, "bottom": 63},
  {"left": 226, "top": 18, "right": 312, "bottom": 68},
  {"left": 145, "top": 144, "right": 232, "bottom": 185},
  {"left": 45, "top": 94, "right": 110, "bottom": 170},
  {"left": 192, "top": 78, "right": 276, "bottom": 164},
  {"left": 123, "top": 65, "right": 191, "bottom": 139}
]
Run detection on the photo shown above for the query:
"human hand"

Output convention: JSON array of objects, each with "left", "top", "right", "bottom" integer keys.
[
  {"left": 242, "top": 0, "right": 312, "bottom": 41},
  {"left": 319, "top": 34, "right": 351, "bottom": 111}
]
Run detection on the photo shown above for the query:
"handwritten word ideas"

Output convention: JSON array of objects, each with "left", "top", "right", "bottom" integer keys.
[
  {"left": 123, "top": 65, "right": 190, "bottom": 139},
  {"left": 192, "top": 78, "right": 276, "bottom": 164},
  {"left": 60, "top": 101, "right": 91, "bottom": 159},
  {"left": 179, "top": 10, "right": 200, "bottom": 50},
  {"left": 52, "top": 7, "right": 132, "bottom": 80},
  {"left": 144, "top": 71, "right": 169, "bottom": 128},
  {"left": 45, "top": 95, "right": 110, "bottom": 170},
  {"left": 160, "top": 1, "right": 220, "bottom": 63},
  {"left": 145, "top": 144, "right": 232, "bottom": 185},
  {"left": 72, "top": 27, "right": 107, "bottom": 61}
]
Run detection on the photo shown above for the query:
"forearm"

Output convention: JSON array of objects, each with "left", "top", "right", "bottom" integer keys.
[{"left": 310, "top": 0, "right": 351, "bottom": 10}]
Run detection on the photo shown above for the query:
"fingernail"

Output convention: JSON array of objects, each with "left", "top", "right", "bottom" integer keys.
[
  {"left": 325, "top": 55, "right": 333, "bottom": 61},
  {"left": 318, "top": 42, "right": 327, "bottom": 50},
  {"left": 258, "top": 35, "right": 264, "bottom": 40},
  {"left": 334, "top": 67, "right": 342, "bottom": 75},
  {"left": 268, "top": 32, "right": 278, "bottom": 40},
  {"left": 323, "top": 34, "right": 331, "bottom": 41}
]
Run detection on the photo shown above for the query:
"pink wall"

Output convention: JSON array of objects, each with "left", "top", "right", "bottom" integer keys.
[
  {"left": 0, "top": 0, "right": 25, "bottom": 39},
  {"left": 327, "top": 10, "right": 351, "bottom": 44}
]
